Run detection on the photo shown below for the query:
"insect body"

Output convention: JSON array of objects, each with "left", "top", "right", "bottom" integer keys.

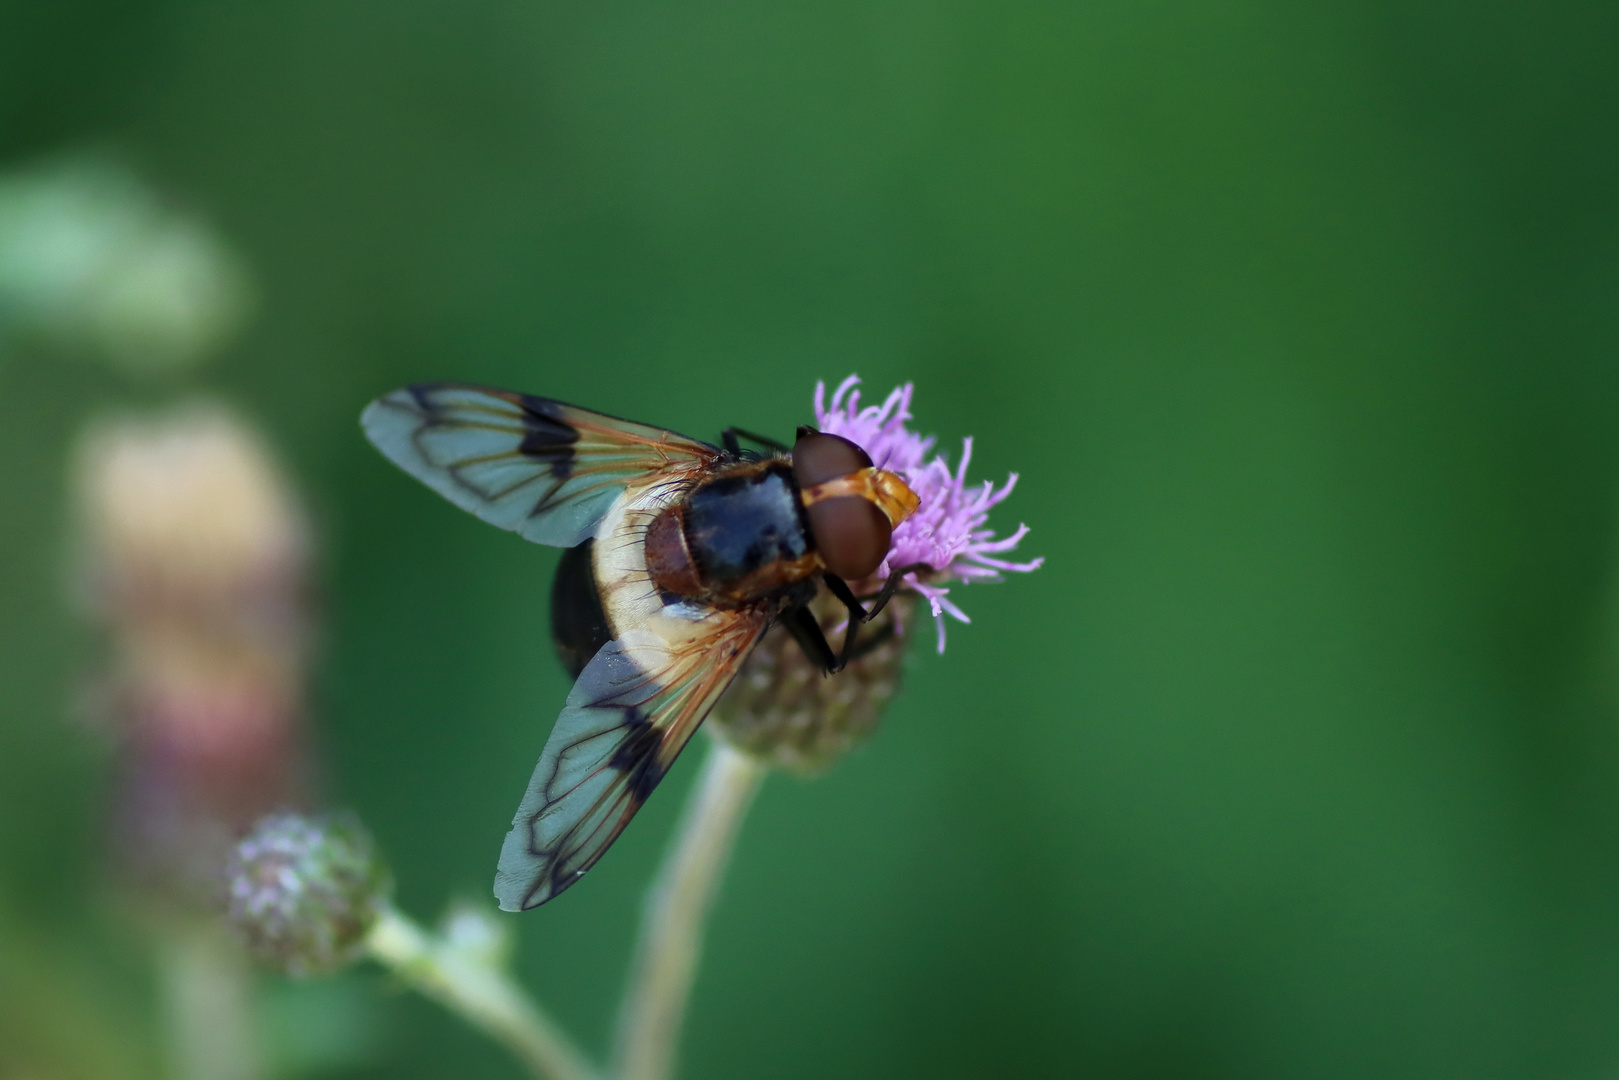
[
  {"left": 644, "top": 459, "right": 817, "bottom": 606},
  {"left": 361, "top": 383, "right": 921, "bottom": 910}
]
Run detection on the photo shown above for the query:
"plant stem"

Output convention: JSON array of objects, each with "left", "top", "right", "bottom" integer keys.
[
  {"left": 613, "top": 739, "right": 767, "bottom": 1080},
  {"left": 365, "top": 907, "right": 599, "bottom": 1080},
  {"left": 156, "top": 925, "right": 262, "bottom": 1080}
]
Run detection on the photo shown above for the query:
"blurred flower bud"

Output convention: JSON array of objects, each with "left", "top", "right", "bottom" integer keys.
[
  {"left": 73, "top": 402, "right": 313, "bottom": 905},
  {"left": 710, "top": 592, "right": 913, "bottom": 772},
  {"left": 77, "top": 401, "right": 307, "bottom": 611},
  {"left": 0, "top": 156, "right": 253, "bottom": 375},
  {"left": 225, "top": 813, "right": 390, "bottom": 977}
]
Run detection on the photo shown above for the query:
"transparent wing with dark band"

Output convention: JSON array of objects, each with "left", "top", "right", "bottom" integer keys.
[
  {"left": 361, "top": 382, "right": 723, "bottom": 547},
  {"left": 494, "top": 614, "right": 769, "bottom": 910}
]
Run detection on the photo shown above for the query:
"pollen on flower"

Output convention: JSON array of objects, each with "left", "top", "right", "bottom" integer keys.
[{"left": 814, "top": 375, "right": 1042, "bottom": 651}]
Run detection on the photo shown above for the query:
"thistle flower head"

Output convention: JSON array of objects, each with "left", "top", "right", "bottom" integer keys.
[
  {"left": 224, "top": 812, "right": 389, "bottom": 976},
  {"left": 712, "top": 591, "right": 912, "bottom": 771},
  {"left": 815, "top": 375, "right": 1043, "bottom": 651},
  {"left": 75, "top": 403, "right": 313, "bottom": 906},
  {"left": 711, "top": 377, "right": 1040, "bottom": 766}
]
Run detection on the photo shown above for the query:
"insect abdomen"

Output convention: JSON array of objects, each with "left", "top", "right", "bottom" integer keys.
[{"left": 551, "top": 539, "right": 613, "bottom": 678}]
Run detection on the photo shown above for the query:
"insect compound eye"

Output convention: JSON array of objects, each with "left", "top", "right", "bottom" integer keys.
[
  {"left": 807, "top": 496, "right": 892, "bottom": 581},
  {"left": 792, "top": 432, "right": 873, "bottom": 489}
]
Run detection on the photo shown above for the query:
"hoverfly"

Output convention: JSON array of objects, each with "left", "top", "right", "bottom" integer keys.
[{"left": 361, "top": 383, "right": 927, "bottom": 910}]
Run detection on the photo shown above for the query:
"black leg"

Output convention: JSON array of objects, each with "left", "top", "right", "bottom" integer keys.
[
  {"left": 810, "top": 566, "right": 936, "bottom": 673},
  {"left": 785, "top": 575, "right": 910, "bottom": 675},
  {"left": 819, "top": 574, "right": 870, "bottom": 671},
  {"left": 821, "top": 573, "right": 867, "bottom": 621},
  {"left": 843, "top": 616, "right": 896, "bottom": 665},
  {"left": 784, "top": 602, "right": 838, "bottom": 675},
  {"left": 863, "top": 562, "right": 933, "bottom": 621},
  {"left": 721, "top": 427, "right": 791, "bottom": 456}
]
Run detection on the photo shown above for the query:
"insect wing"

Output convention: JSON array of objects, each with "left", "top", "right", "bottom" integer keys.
[
  {"left": 494, "top": 612, "right": 769, "bottom": 910},
  {"left": 362, "top": 382, "right": 723, "bottom": 547}
]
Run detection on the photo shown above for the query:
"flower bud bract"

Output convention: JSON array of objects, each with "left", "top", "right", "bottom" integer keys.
[{"left": 709, "top": 592, "right": 913, "bottom": 772}]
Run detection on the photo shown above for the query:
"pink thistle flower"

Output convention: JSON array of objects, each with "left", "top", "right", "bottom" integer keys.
[{"left": 814, "top": 375, "right": 1043, "bottom": 652}]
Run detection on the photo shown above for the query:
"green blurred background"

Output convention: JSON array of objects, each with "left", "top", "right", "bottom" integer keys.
[{"left": 4, "top": 0, "right": 1619, "bottom": 1076}]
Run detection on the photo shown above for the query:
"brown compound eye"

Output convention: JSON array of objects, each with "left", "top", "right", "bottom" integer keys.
[
  {"left": 792, "top": 431, "right": 872, "bottom": 488},
  {"left": 807, "top": 496, "right": 892, "bottom": 581},
  {"left": 794, "top": 432, "right": 889, "bottom": 579}
]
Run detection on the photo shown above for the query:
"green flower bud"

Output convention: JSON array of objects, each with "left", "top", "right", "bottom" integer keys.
[
  {"left": 224, "top": 813, "right": 390, "bottom": 976},
  {"left": 0, "top": 156, "right": 254, "bottom": 374}
]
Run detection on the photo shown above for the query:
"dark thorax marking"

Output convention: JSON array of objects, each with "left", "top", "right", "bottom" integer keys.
[{"left": 681, "top": 463, "right": 813, "bottom": 598}]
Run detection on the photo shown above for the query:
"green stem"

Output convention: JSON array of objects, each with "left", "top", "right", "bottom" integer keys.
[
  {"left": 365, "top": 907, "right": 599, "bottom": 1080},
  {"left": 613, "top": 739, "right": 767, "bottom": 1080},
  {"left": 156, "top": 925, "right": 263, "bottom": 1080}
]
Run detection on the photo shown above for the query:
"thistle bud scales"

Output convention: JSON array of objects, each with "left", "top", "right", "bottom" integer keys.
[{"left": 710, "top": 592, "right": 913, "bottom": 772}]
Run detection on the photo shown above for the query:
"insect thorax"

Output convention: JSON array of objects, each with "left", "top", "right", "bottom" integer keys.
[{"left": 646, "top": 461, "right": 819, "bottom": 605}]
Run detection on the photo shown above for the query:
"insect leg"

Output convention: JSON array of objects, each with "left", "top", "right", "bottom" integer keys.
[
  {"left": 822, "top": 573, "right": 867, "bottom": 620},
  {"left": 862, "top": 562, "right": 934, "bottom": 621},
  {"left": 843, "top": 615, "right": 896, "bottom": 664},
  {"left": 783, "top": 602, "right": 839, "bottom": 675},
  {"left": 820, "top": 574, "right": 868, "bottom": 670},
  {"left": 720, "top": 427, "right": 791, "bottom": 455}
]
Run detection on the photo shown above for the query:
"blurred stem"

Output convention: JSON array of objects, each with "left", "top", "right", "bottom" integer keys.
[
  {"left": 613, "top": 739, "right": 767, "bottom": 1080},
  {"left": 365, "top": 907, "right": 598, "bottom": 1080},
  {"left": 156, "top": 925, "right": 262, "bottom": 1080}
]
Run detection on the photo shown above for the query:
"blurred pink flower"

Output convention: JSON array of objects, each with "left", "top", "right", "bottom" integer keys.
[
  {"left": 75, "top": 402, "right": 313, "bottom": 903},
  {"left": 814, "top": 375, "right": 1043, "bottom": 651}
]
